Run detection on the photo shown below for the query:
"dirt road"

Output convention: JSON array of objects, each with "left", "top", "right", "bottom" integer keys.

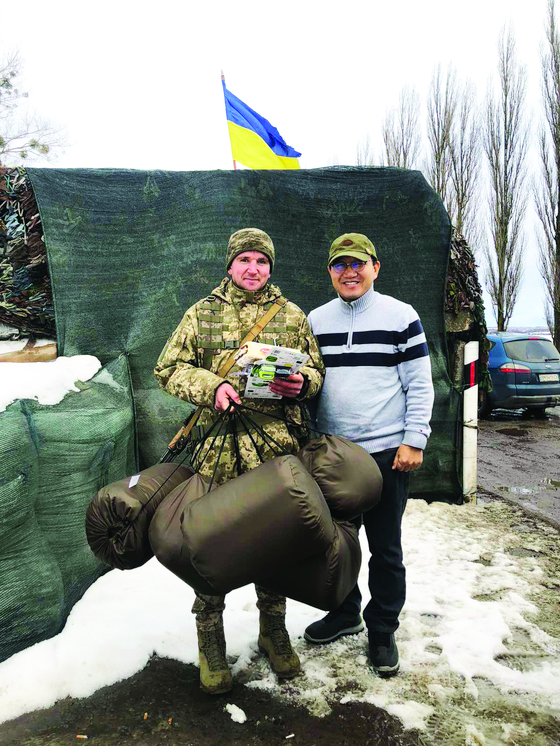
[{"left": 477, "top": 407, "right": 560, "bottom": 529}]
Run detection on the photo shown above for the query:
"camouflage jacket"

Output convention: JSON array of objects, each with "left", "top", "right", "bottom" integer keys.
[{"left": 154, "top": 279, "right": 324, "bottom": 483}]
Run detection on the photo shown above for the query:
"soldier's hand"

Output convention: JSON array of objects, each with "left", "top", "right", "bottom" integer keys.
[
  {"left": 392, "top": 445, "right": 423, "bottom": 472},
  {"left": 214, "top": 382, "right": 242, "bottom": 412},
  {"left": 268, "top": 372, "right": 304, "bottom": 398}
]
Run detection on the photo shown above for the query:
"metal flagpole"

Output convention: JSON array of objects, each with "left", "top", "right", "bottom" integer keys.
[{"left": 221, "top": 70, "right": 237, "bottom": 170}]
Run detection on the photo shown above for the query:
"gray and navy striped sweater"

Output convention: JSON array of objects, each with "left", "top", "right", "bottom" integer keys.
[{"left": 308, "top": 286, "right": 434, "bottom": 454}]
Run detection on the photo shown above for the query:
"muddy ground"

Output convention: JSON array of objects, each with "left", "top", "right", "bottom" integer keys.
[
  {"left": 477, "top": 406, "right": 560, "bottom": 529},
  {"left": 1, "top": 407, "right": 559, "bottom": 746}
]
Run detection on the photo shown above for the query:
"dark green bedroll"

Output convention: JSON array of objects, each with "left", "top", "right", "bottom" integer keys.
[{"left": 0, "top": 166, "right": 460, "bottom": 662}]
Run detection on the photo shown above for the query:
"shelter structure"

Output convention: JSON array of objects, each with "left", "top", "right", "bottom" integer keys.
[{"left": 0, "top": 165, "right": 483, "bottom": 661}]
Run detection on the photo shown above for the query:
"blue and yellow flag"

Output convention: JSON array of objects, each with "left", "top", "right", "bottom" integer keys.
[{"left": 222, "top": 78, "right": 301, "bottom": 170}]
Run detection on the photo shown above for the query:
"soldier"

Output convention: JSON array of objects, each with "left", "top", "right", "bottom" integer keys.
[{"left": 154, "top": 228, "right": 324, "bottom": 695}]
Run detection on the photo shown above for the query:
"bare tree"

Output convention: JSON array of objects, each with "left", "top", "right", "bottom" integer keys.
[
  {"left": 381, "top": 85, "right": 422, "bottom": 169},
  {"left": 426, "top": 64, "right": 457, "bottom": 207},
  {"left": 356, "top": 134, "right": 375, "bottom": 166},
  {"left": 449, "top": 79, "right": 482, "bottom": 249},
  {"left": 0, "top": 50, "right": 64, "bottom": 165},
  {"left": 535, "top": 0, "right": 560, "bottom": 347},
  {"left": 483, "top": 27, "right": 529, "bottom": 330}
]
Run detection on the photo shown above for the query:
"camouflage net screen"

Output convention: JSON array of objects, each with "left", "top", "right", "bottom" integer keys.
[
  {"left": 0, "top": 167, "right": 54, "bottom": 337},
  {"left": 0, "top": 355, "right": 136, "bottom": 662},
  {"left": 27, "top": 166, "right": 460, "bottom": 499}
]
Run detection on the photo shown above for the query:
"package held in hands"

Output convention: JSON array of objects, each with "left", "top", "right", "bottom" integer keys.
[{"left": 234, "top": 342, "right": 309, "bottom": 399}]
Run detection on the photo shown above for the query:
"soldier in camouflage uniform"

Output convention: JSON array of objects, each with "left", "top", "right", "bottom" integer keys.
[{"left": 154, "top": 228, "right": 324, "bottom": 695}]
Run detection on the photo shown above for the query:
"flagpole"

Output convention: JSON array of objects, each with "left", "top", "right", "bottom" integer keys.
[{"left": 221, "top": 70, "right": 237, "bottom": 171}]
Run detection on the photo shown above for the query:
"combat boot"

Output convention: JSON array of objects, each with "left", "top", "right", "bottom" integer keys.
[
  {"left": 195, "top": 611, "right": 233, "bottom": 694},
  {"left": 258, "top": 612, "right": 301, "bottom": 679}
]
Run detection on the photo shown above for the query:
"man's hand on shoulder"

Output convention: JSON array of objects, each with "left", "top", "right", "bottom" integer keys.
[
  {"left": 392, "top": 445, "right": 423, "bottom": 472},
  {"left": 214, "top": 382, "right": 242, "bottom": 412},
  {"left": 268, "top": 372, "right": 304, "bottom": 398}
]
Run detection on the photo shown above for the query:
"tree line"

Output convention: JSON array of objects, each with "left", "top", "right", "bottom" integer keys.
[
  {"left": 357, "top": 0, "right": 560, "bottom": 348},
  {"left": 2, "top": 6, "right": 560, "bottom": 347},
  {"left": 0, "top": 50, "right": 64, "bottom": 165}
]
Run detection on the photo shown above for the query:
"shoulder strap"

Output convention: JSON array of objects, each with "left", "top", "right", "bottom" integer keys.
[
  {"left": 166, "top": 296, "right": 289, "bottom": 448},
  {"left": 220, "top": 296, "right": 288, "bottom": 374}
]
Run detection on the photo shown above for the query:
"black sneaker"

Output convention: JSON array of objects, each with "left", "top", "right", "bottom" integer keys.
[
  {"left": 304, "top": 612, "right": 364, "bottom": 644},
  {"left": 369, "top": 631, "right": 399, "bottom": 677}
]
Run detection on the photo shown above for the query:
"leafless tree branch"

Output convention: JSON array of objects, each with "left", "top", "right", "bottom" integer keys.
[
  {"left": 426, "top": 64, "right": 457, "bottom": 206},
  {"left": 0, "top": 49, "right": 65, "bottom": 165},
  {"left": 483, "top": 26, "right": 529, "bottom": 330},
  {"left": 534, "top": 0, "right": 560, "bottom": 347},
  {"left": 449, "top": 79, "right": 482, "bottom": 250},
  {"left": 381, "top": 85, "right": 422, "bottom": 169}
]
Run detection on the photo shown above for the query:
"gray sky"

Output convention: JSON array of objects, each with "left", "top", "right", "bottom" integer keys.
[{"left": 2, "top": 0, "right": 552, "bottom": 328}]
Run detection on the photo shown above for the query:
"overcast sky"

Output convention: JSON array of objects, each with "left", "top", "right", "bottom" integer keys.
[{"left": 2, "top": 0, "right": 553, "bottom": 328}]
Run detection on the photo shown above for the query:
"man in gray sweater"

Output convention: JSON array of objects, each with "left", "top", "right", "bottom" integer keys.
[{"left": 304, "top": 233, "right": 434, "bottom": 677}]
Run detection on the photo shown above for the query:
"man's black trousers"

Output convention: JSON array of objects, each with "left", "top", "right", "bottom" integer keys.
[{"left": 339, "top": 447, "right": 410, "bottom": 634}]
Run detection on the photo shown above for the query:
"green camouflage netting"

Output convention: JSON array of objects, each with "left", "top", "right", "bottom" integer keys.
[
  {"left": 26, "top": 166, "right": 460, "bottom": 499},
  {"left": 0, "top": 355, "right": 136, "bottom": 662},
  {"left": 0, "top": 167, "right": 54, "bottom": 337}
]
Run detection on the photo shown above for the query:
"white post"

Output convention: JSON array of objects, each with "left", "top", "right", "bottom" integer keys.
[{"left": 463, "top": 341, "right": 479, "bottom": 504}]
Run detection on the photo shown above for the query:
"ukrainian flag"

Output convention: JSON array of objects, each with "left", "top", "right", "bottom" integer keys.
[{"left": 222, "top": 79, "right": 301, "bottom": 170}]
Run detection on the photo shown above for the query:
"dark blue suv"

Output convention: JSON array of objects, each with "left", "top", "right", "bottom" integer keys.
[{"left": 480, "top": 332, "right": 560, "bottom": 416}]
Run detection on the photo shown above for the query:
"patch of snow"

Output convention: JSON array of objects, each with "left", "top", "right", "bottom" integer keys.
[
  {"left": 0, "top": 355, "right": 101, "bottom": 412},
  {"left": 0, "top": 487, "right": 559, "bottom": 742},
  {"left": 93, "top": 367, "right": 126, "bottom": 392},
  {"left": 225, "top": 703, "right": 247, "bottom": 723}
]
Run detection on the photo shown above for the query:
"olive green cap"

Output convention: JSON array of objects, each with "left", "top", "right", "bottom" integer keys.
[
  {"left": 226, "top": 228, "right": 275, "bottom": 270},
  {"left": 328, "top": 233, "right": 378, "bottom": 266}
]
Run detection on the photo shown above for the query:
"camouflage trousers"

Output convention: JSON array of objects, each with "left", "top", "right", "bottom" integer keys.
[
  {"left": 193, "top": 420, "right": 301, "bottom": 487},
  {"left": 192, "top": 586, "right": 287, "bottom": 626}
]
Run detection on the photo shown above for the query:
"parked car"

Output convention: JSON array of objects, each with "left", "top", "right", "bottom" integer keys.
[{"left": 480, "top": 332, "right": 560, "bottom": 417}]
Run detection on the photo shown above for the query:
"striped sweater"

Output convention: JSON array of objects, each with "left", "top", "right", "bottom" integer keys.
[{"left": 308, "top": 286, "right": 434, "bottom": 454}]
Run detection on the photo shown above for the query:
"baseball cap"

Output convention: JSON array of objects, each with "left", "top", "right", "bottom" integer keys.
[{"left": 328, "top": 233, "right": 378, "bottom": 266}]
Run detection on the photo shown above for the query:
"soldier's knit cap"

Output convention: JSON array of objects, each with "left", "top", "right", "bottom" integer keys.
[
  {"left": 226, "top": 228, "right": 275, "bottom": 270},
  {"left": 328, "top": 233, "right": 378, "bottom": 266}
]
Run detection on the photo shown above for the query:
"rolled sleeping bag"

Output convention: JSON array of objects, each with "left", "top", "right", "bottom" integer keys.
[
  {"left": 259, "top": 519, "right": 361, "bottom": 611},
  {"left": 148, "top": 472, "right": 217, "bottom": 596},
  {"left": 86, "top": 463, "right": 195, "bottom": 570},
  {"left": 149, "top": 454, "right": 334, "bottom": 596},
  {"left": 297, "top": 435, "right": 383, "bottom": 520}
]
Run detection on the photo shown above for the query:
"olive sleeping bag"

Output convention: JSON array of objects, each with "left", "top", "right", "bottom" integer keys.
[
  {"left": 86, "top": 435, "right": 383, "bottom": 610},
  {"left": 296, "top": 434, "right": 383, "bottom": 519},
  {"left": 149, "top": 455, "right": 334, "bottom": 594},
  {"left": 86, "top": 462, "right": 195, "bottom": 570},
  {"left": 149, "top": 437, "right": 383, "bottom": 610}
]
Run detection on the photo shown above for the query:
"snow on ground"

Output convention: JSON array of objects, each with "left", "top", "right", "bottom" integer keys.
[
  {"left": 0, "top": 339, "right": 101, "bottom": 412},
  {"left": 1, "top": 342, "right": 559, "bottom": 742},
  {"left": 0, "top": 497, "right": 559, "bottom": 744}
]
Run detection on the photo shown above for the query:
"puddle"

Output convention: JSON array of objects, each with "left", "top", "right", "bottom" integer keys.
[
  {"left": 498, "top": 485, "right": 536, "bottom": 495},
  {"left": 506, "top": 547, "right": 542, "bottom": 557},
  {"left": 541, "top": 478, "right": 560, "bottom": 489},
  {"left": 497, "top": 480, "right": 560, "bottom": 496},
  {"left": 496, "top": 427, "right": 529, "bottom": 436}
]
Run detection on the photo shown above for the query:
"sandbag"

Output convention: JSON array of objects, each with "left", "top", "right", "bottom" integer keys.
[
  {"left": 86, "top": 463, "right": 195, "bottom": 570},
  {"left": 150, "top": 455, "right": 334, "bottom": 595},
  {"left": 259, "top": 520, "right": 361, "bottom": 610},
  {"left": 0, "top": 420, "right": 63, "bottom": 662},
  {"left": 297, "top": 435, "right": 383, "bottom": 520}
]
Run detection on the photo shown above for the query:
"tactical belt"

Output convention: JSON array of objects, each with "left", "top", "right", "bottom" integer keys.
[{"left": 166, "top": 297, "right": 289, "bottom": 451}]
